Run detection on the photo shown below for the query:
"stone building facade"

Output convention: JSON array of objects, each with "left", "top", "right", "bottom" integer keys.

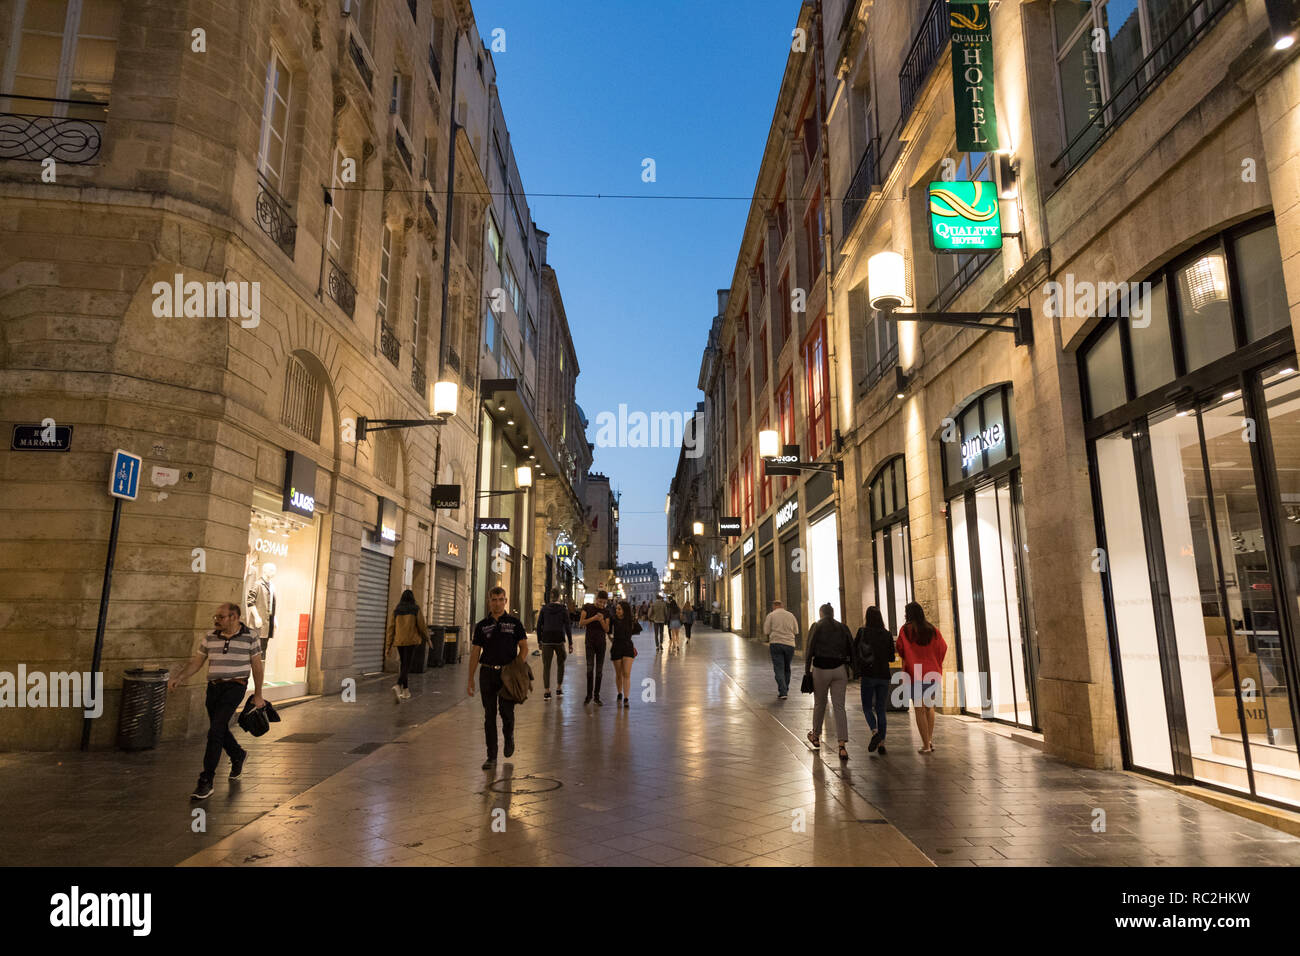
[{"left": 0, "top": 0, "right": 492, "bottom": 749}]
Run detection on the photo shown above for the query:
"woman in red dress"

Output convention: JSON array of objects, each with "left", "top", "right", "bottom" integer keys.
[{"left": 896, "top": 602, "right": 947, "bottom": 753}]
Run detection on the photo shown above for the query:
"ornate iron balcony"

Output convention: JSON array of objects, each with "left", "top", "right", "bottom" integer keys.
[
  {"left": 0, "top": 95, "right": 105, "bottom": 164},
  {"left": 380, "top": 320, "right": 400, "bottom": 367},
  {"left": 394, "top": 124, "right": 413, "bottom": 174},
  {"left": 411, "top": 356, "right": 426, "bottom": 395},
  {"left": 841, "top": 139, "right": 879, "bottom": 237},
  {"left": 255, "top": 172, "right": 297, "bottom": 259},
  {"left": 446, "top": 347, "right": 461, "bottom": 373},
  {"left": 428, "top": 44, "right": 442, "bottom": 88},
  {"left": 327, "top": 257, "right": 356, "bottom": 317},
  {"left": 898, "top": 0, "right": 950, "bottom": 121},
  {"left": 348, "top": 34, "right": 373, "bottom": 91}
]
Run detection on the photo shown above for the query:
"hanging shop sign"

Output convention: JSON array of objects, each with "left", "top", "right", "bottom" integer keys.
[
  {"left": 763, "top": 444, "right": 802, "bottom": 477},
  {"left": 775, "top": 494, "right": 799, "bottom": 532},
  {"left": 12, "top": 423, "right": 72, "bottom": 451},
  {"left": 476, "top": 517, "right": 510, "bottom": 534},
  {"left": 929, "top": 181, "right": 1002, "bottom": 252},
  {"left": 282, "top": 451, "right": 317, "bottom": 518},
  {"left": 718, "top": 517, "right": 742, "bottom": 536},
  {"left": 556, "top": 543, "right": 573, "bottom": 559},
  {"left": 950, "top": 0, "right": 999, "bottom": 151},
  {"left": 432, "top": 484, "right": 461, "bottom": 510}
]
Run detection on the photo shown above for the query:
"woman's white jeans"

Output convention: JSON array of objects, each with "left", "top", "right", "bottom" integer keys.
[{"left": 812, "top": 664, "right": 850, "bottom": 742}]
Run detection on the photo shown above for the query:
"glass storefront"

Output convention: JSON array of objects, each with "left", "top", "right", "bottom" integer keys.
[
  {"left": 869, "top": 456, "right": 913, "bottom": 634},
  {"left": 1084, "top": 217, "right": 1300, "bottom": 806},
  {"left": 243, "top": 489, "right": 320, "bottom": 701},
  {"left": 942, "top": 385, "right": 1038, "bottom": 729},
  {"left": 806, "top": 510, "right": 840, "bottom": 624}
]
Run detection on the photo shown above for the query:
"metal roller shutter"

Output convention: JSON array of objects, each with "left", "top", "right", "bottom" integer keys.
[
  {"left": 354, "top": 548, "right": 391, "bottom": 674},
  {"left": 431, "top": 564, "right": 458, "bottom": 626}
]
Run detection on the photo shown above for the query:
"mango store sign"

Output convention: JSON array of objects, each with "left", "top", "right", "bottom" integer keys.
[
  {"left": 775, "top": 496, "right": 799, "bottom": 532},
  {"left": 929, "top": 181, "right": 1002, "bottom": 252}
]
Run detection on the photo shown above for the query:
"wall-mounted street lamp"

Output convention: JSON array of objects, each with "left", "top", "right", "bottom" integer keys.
[
  {"left": 672, "top": 550, "right": 680, "bottom": 560},
  {"left": 357, "top": 380, "right": 459, "bottom": 440},
  {"left": 692, "top": 521, "right": 704, "bottom": 536},
  {"left": 1267, "top": 0, "right": 1297, "bottom": 48},
  {"left": 868, "top": 250, "right": 1033, "bottom": 346},
  {"left": 478, "top": 463, "right": 535, "bottom": 498}
]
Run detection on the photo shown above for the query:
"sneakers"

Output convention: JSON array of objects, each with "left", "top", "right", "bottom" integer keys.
[
  {"left": 556, "top": 686, "right": 564, "bottom": 696},
  {"left": 877, "top": 744, "right": 888, "bottom": 756},
  {"left": 544, "top": 691, "right": 552, "bottom": 700},
  {"left": 623, "top": 698, "right": 630, "bottom": 709},
  {"left": 482, "top": 757, "right": 497, "bottom": 770},
  {"left": 229, "top": 750, "right": 247, "bottom": 779},
  {"left": 616, "top": 693, "right": 623, "bottom": 702},
  {"left": 393, "top": 684, "right": 403, "bottom": 703},
  {"left": 778, "top": 693, "right": 788, "bottom": 700},
  {"left": 583, "top": 695, "right": 592, "bottom": 704},
  {"left": 594, "top": 696, "right": 603, "bottom": 706},
  {"left": 190, "top": 777, "right": 213, "bottom": 800},
  {"left": 868, "top": 732, "right": 882, "bottom": 753},
  {"left": 504, "top": 738, "right": 515, "bottom": 758}
]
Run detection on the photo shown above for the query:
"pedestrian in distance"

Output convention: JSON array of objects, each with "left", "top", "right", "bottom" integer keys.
[
  {"left": 803, "top": 603, "right": 855, "bottom": 761},
  {"left": 579, "top": 590, "right": 612, "bottom": 705},
  {"left": 609, "top": 600, "right": 640, "bottom": 709},
  {"left": 897, "top": 601, "right": 947, "bottom": 754},
  {"left": 681, "top": 601, "right": 695, "bottom": 643},
  {"left": 854, "top": 605, "right": 896, "bottom": 755},
  {"left": 168, "top": 603, "right": 266, "bottom": 800},
  {"left": 468, "top": 586, "right": 529, "bottom": 770},
  {"left": 535, "top": 587, "right": 574, "bottom": 700},
  {"left": 667, "top": 597, "right": 682, "bottom": 652},
  {"left": 648, "top": 595, "right": 668, "bottom": 651},
  {"left": 384, "top": 588, "right": 428, "bottom": 703},
  {"left": 763, "top": 599, "right": 799, "bottom": 699}
]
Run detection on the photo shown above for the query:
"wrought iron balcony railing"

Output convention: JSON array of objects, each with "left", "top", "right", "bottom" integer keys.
[
  {"left": 411, "top": 356, "right": 426, "bottom": 395},
  {"left": 841, "top": 138, "right": 879, "bottom": 238},
  {"left": 348, "top": 34, "right": 374, "bottom": 91},
  {"left": 898, "top": 0, "right": 951, "bottom": 122},
  {"left": 0, "top": 94, "right": 106, "bottom": 164},
  {"left": 327, "top": 257, "right": 357, "bottom": 317},
  {"left": 380, "top": 320, "right": 400, "bottom": 367},
  {"left": 428, "top": 44, "right": 442, "bottom": 88},
  {"left": 446, "top": 346, "right": 461, "bottom": 373},
  {"left": 1050, "top": 0, "right": 1234, "bottom": 184},
  {"left": 254, "top": 172, "right": 297, "bottom": 259},
  {"left": 393, "top": 121, "right": 413, "bottom": 174}
]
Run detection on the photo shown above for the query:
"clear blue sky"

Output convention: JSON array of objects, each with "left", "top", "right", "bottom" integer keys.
[{"left": 472, "top": 0, "right": 802, "bottom": 568}]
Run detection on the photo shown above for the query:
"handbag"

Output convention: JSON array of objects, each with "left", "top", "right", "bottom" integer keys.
[{"left": 800, "top": 669, "right": 814, "bottom": 694}]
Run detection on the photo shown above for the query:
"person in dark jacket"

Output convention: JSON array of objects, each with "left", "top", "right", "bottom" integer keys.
[
  {"left": 804, "top": 603, "right": 855, "bottom": 761},
  {"left": 535, "top": 588, "right": 574, "bottom": 700},
  {"left": 854, "top": 605, "right": 896, "bottom": 755},
  {"left": 609, "top": 600, "right": 640, "bottom": 709},
  {"left": 578, "top": 591, "right": 612, "bottom": 705},
  {"left": 385, "top": 589, "right": 428, "bottom": 703}
]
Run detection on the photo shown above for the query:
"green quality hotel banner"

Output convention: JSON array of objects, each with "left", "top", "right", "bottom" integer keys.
[
  {"left": 928, "top": 181, "right": 1002, "bottom": 252},
  {"left": 950, "top": 0, "right": 999, "bottom": 151}
]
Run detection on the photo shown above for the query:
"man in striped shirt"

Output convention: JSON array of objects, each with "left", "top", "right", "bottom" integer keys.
[{"left": 169, "top": 602, "right": 265, "bottom": 800}]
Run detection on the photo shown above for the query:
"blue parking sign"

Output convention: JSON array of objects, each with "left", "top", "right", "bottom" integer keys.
[{"left": 109, "top": 449, "right": 142, "bottom": 500}]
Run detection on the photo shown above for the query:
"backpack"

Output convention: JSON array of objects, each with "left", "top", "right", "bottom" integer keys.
[
  {"left": 854, "top": 627, "right": 876, "bottom": 674},
  {"left": 539, "top": 602, "right": 568, "bottom": 634}
]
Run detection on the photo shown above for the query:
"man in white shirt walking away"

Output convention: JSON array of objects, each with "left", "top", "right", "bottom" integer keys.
[{"left": 763, "top": 600, "right": 799, "bottom": 700}]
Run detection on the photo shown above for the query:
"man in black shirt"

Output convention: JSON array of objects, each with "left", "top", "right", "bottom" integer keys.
[
  {"left": 578, "top": 590, "right": 612, "bottom": 705},
  {"left": 468, "top": 586, "right": 529, "bottom": 770}
]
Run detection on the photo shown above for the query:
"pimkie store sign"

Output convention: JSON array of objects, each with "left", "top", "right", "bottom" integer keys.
[
  {"left": 950, "top": 0, "right": 998, "bottom": 151},
  {"left": 929, "top": 181, "right": 1002, "bottom": 252}
]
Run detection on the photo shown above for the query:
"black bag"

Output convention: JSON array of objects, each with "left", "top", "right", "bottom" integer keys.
[
  {"left": 800, "top": 670, "right": 814, "bottom": 694},
  {"left": 237, "top": 696, "right": 277, "bottom": 737},
  {"left": 855, "top": 628, "right": 875, "bottom": 674}
]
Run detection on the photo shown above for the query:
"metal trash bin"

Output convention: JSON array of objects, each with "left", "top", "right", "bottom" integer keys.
[
  {"left": 720, "top": 612, "right": 731, "bottom": 632},
  {"left": 442, "top": 626, "right": 460, "bottom": 665},
  {"left": 117, "top": 668, "right": 169, "bottom": 751},
  {"left": 711, "top": 612, "right": 720, "bottom": 629},
  {"left": 426, "top": 626, "right": 445, "bottom": 668}
]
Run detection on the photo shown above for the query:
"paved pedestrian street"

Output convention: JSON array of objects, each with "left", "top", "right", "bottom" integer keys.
[{"left": 153, "top": 627, "right": 1300, "bottom": 868}]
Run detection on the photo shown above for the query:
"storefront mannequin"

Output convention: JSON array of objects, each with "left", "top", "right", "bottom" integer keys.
[{"left": 247, "top": 561, "right": 278, "bottom": 658}]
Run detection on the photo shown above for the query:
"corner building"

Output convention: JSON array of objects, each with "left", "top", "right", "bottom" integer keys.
[
  {"left": 0, "top": 0, "right": 487, "bottom": 747},
  {"left": 820, "top": 0, "right": 1300, "bottom": 808}
]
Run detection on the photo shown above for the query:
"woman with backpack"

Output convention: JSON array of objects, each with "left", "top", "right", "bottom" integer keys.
[
  {"left": 854, "top": 606, "right": 896, "bottom": 755},
  {"left": 609, "top": 600, "right": 640, "bottom": 709},
  {"left": 384, "top": 589, "right": 428, "bottom": 703},
  {"left": 803, "top": 603, "right": 855, "bottom": 761},
  {"left": 897, "top": 601, "right": 947, "bottom": 753}
]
